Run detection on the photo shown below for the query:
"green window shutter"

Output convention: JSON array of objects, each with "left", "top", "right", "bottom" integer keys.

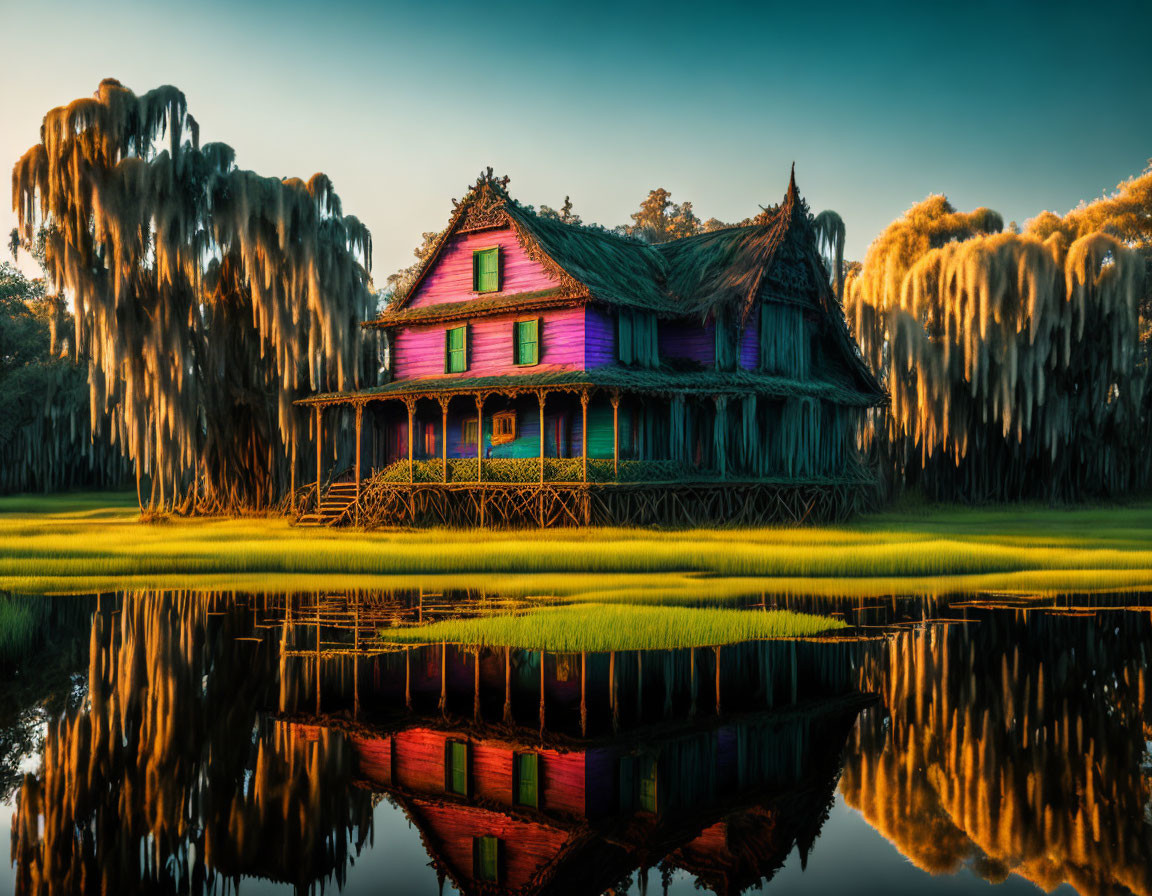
[
  {"left": 446, "top": 325, "right": 467, "bottom": 373},
  {"left": 475, "top": 835, "right": 500, "bottom": 883},
  {"left": 515, "top": 318, "right": 539, "bottom": 366},
  {"left": 638, "top": 755, "right": 658, "bottom": 813},
  {"left": 474, "top": 247, "right": 500, "bottom": 293},
  {"left": 618, "top": 313, "right": 634, "bottom": 365},
  {"left": 447, "top": 740, "right": 469, "bottom": 795},
  {"left": 515, "top": 752, "right": 539, "bottom": 807}
]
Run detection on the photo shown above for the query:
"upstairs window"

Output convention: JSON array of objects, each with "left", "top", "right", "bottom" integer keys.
[
  {"left": 446, "top": 739, "right": 469, "bottom": 796},
  {"left": 474, "top": 836, "right": 500, "bottom": 883},
  {"left": 473, "top": 247, "right": 500, "bottom": 293},
  {"left": 514, "top": 752, "right": 539, "bottom": 808},
  {"left": 514, "top": 318, "right": 540, "bottom": 366},
  {"left": 445, "top": 325, "right": 468, "bottom": 373}
]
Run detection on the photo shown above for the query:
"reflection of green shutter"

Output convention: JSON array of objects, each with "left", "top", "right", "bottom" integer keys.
[
  {"left": 474, "top": 247, "right": 500, "bottom": 292},
  {"left": 446, "top": 325, "right": 467, "bottom": 373},
  {"left": 515, "top": 752, "right": 539, "bottom": 807},
  {"left": 515, "top": 318, "right": 539, "bottom": 366},
  {"left": 475, "top": 835, "right": 500, "bottom": 883},
  {"left": 448, "top": 740, "right": 468, "bottom": 794},
  {"left": 638, "top": 756, "right": 657, "bottom": 813}
]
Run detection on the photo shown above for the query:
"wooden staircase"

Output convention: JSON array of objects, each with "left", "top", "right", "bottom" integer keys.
[{"left": 296, "top": 482, "right": 358, "bottom": 527}]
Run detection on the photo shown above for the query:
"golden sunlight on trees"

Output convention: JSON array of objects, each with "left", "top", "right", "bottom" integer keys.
[
  {"left": 843, "top": 178, "right": 1150, "bottom": 501},
  {"left": 11, "top": 79, "right": 376, "bottom": 512}
]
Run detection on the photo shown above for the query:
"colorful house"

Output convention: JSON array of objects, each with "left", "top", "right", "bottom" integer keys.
[{"left": 297, "top": 168, "right": 884, "bottom": 526}]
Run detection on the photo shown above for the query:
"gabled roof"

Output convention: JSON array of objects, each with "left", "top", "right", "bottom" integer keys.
[{"left": 377, "top": 168, "right": 883, "bottom": 400}]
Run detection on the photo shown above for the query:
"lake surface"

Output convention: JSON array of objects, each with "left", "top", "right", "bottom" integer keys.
[{"left": 0, "top": 589, "right": 1148, "bottom": 895}]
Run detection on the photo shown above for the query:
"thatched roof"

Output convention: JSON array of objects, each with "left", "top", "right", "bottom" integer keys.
[
  {"left": 375, "top": 168, "right": 883, "bottom": 400},
  {"left": 295, "top": 366, "right": 880, "bottom": 408}
]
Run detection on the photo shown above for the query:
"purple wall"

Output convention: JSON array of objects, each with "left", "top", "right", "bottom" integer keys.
[
  {"left": 585, "top": 306, "right": 616, "bottom": 368},
  {"left": 660, "top": 316, "right": 715, "bottom": 368},
  {"left": 392, "top": 307, "right": 587, "bottom": 380},
  {"left": 739, "top": 313, "right": 759, "bottom": 370},
  {"left": 408, "top": 227, "right": 558, "bottom": 308}
]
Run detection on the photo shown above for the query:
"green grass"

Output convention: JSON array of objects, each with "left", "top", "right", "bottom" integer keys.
[
  {"left": 380, "top": 603, "right": 846, "bottom": 651},
  {"left": 1, "top": 491, "right": 1151, "bottom": 597}
]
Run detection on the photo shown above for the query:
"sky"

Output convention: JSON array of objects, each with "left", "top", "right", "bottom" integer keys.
[{"left": 2, "top": 0, "right": 1151, "bottom": 285}]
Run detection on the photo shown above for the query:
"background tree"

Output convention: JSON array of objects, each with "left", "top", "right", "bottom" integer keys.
[
  {"left": 843, "top": 177, "right": 1149, "bottom": 501},
  {"left": 0, "top": 262, "right": 129, "bottom": 493},
  {"left": 12, "top": 79, "right": 375, "bottom": 512}
]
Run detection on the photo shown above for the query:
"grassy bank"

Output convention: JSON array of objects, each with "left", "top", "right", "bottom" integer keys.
[
  {"left": 1, "top": 491, "right": 1151, "bottom": 596},
  {"left": 381, "top": 604, "right": 846, "bottom": 651}
]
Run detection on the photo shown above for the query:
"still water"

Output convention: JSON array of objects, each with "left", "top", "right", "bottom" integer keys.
[{"left": 0, "top": 590, "right": 1148, "bottom": 895}]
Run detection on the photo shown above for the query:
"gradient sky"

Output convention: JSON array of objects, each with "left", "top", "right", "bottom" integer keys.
[{"left": 2, "top": 0, "right": 1151, "bottom": 284}]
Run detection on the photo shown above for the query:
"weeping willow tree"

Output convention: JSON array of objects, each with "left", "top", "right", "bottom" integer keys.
[
  {"left": 11, "top": 79, "right": 376, "bottom": 512},
  {"left": 843, "top": 189, "right": 1149, "bottom": 501}
]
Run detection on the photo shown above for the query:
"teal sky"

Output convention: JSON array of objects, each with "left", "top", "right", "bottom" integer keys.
[{"left": 2, "top": 0, "right": 1150, "bottom": 284}]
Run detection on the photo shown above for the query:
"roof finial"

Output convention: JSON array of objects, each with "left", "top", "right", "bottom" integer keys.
[{"left": 786, "top": 162, "right": 798, "bottom": 203}]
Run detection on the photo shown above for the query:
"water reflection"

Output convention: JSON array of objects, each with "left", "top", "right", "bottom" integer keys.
[{"left": 0, "top": 589, "right": 1149, "bottom": 895}]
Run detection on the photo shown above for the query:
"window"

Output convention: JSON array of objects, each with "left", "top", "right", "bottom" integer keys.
[
  {"left": 474, "top": 836, "right": 500, "bottom": 883},
  {"left": 463, "top": 419, "right": 479, "bottom": 449},
  {"left": 473, "top": 247, "right": 500, "bottom": 293},
  {"left": 445, "top": 325, "right": 468, "bottom": 373},
  {"left": 423, "top": 422, "right": 436, "bottom": 457},
  {"left": 514, "top": 318, "right": 539, "bottom": 366},
  {"left": 637, "top": 755, "right": 658, "bottom": 813},
  {"left": 492, "top": 410, "right": 516, "bottom": 446},
  {"left": 514, "top": 752, "right": 539, "bottom": 808},
  {"left": 446, "top": 740, "right": 469, "bottom": 795}
]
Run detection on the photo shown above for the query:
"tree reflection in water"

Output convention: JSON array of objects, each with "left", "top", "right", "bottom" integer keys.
[
  {"left": 2, "top": 589, "right": 1150, "bottom": 896},
  {"left": 841, "top": 605, "right": 1152, "bottom": 896}
]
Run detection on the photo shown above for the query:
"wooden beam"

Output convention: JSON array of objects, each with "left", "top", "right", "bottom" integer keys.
[
  {"left": 611, "top": 391, "right": 620, "bottom": 480},
  {"left": 406, "top": 399, "right": 415, "bottom": 485},
  {"left": 538, "top": 390, "right": 546, "bottom": 485},
  {"left": 314, "top": 405, "right": 322, "bottom": 495},
  {"left": 580, "top": 390, "right": 589, "bottom": 483},
  {"left": 439, "top": 397, "right": 450, "bottom": 483},
  {"left": 354, "top": 403, "right": 363, "bottom": 520},
  {"left": 290, "top": 425, "right": 297, "bottom": 515}
]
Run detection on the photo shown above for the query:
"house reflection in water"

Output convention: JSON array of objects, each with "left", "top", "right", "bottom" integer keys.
[{"left": 276, "top": 619, "right": 872, "bottom": 896}]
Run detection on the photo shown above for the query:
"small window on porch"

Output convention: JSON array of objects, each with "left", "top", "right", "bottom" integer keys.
[
  {"left": 423, "top": 422, "right": 436, "bottom": 457},
  {"left": 463, "top": 418, "right": 479, "bottom": 449},
  {"left": 492, "top": 410, "right": 516, "bottom": 445}
]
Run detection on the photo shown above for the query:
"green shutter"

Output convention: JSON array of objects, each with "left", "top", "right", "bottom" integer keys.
[
  {"left": 515, "top": 753, "right": 539, "bottom": 807},
  {"left": 515, "top": 318, "right": 539, "bottom": 366},
  {"left": 638, "top": 756, "right": 657, "bottom": 813},
  {"left": 618, "top": 313, "right": 634, "bottom": 365},
  {"left": 475, "top": 835, "right": 499, "bottom": 882},
  {"left": 448, "top": 740, "right": 468, "bottom": 794},
  {"left": 474, "top": 247, "right": 500, "bottom": 293},
  {"left": 446, "top": 325, "right": 467, "bottom": 373}
]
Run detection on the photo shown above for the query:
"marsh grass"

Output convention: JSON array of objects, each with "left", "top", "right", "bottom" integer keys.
[
  {"left": 2, "top": 492, "right": 1151, "bottom": 597},
  {"left": 380, "top": 603, "right": 846, "bottom": 651}
]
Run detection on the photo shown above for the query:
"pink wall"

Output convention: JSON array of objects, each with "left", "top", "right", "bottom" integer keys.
[
  {"left": 408, "top": 227, "right": 558, "bottom": 308},
  {"left": 392, "top": 307, "right": 586, "bottom": 380}
]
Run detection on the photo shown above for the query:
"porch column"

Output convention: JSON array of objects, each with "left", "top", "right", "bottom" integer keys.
[
  {"left": 611, "top": 391, "right": 620, "bottom": 479},
  {"left": 290, "top": 426, "right": 297, "bottom": 515},
  {"left": 405, "top": 398, "right": 415, "bottom": 484},
  {"left": 580, "top": 390, "right": 590, "bottom": 483},
  {"left": 439, "top": 397, "right": 450, "bottom": 483},
  {"left": 354, "top": 403, "right": 363, "bottom": 514},
  {"left": 314, "top": 405, "right": 322, "bottom": 492},
  {"left": 538, "top": 390, "right": 546, "bottom": 484},
  {"left": 714, "top": 395, "right": 728, "bottom": 480},
  {"left": 475, "top": 394, "right": 484, "bottom": 483}
]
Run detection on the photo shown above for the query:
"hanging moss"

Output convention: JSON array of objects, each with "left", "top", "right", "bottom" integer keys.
[
  {"left": 11, "top": 80, "right": 375, "bottom": 512},
  {"left": 760, "top": 302, "right": 809, "bottom": 379}
]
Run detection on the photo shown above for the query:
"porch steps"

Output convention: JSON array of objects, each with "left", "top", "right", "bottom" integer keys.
[{"left": 296, "top": 482, "right": 358, "bottom": 527}]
